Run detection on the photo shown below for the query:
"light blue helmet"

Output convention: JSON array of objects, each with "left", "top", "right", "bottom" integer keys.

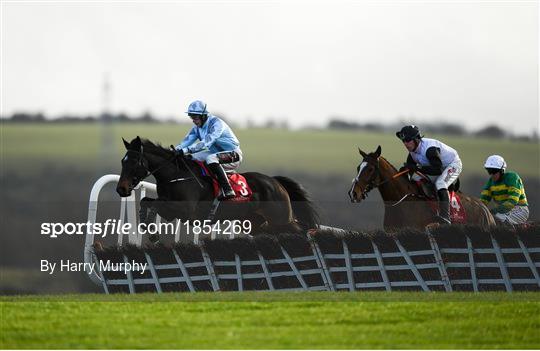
[{"left": 186, "top": 100, "right": 209, "bottom": 116}]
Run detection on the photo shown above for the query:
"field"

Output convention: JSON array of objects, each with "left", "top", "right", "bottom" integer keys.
[
  {"left": 2, "top": 124, "right": 540, "bottom": 349},
  {"left": 2, "top": 292, "right": 539, "bottom": 349},
  {"left": 2, "top": 122, "right": 539, "bottom": 178}
]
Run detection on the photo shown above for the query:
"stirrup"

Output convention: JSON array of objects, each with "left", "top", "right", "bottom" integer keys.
[
  {"left": 218, "top": 188, "right": 236, "bottom": 200},
  {"left": 435, "top": 215, "right": 451, "bottom": 225}
]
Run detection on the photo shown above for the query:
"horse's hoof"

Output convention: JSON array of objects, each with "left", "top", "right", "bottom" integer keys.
[
  {"left": 94, "top": 241, "right": 104, "bottom": 252},
  {"left": 425, "top": 222, "right": 440, "bottom": 230}
]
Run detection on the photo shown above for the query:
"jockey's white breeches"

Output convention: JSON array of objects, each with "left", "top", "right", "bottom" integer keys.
[{"left": 412, "top": 158, "right": 463, "bottom": 190}]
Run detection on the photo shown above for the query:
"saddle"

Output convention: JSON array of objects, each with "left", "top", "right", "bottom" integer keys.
[
  {"left": 414, "top": 177, "right": 467, "bottom": 223},
  {"left": 195, "top": 161, "right": 253, "bottom": 202}
]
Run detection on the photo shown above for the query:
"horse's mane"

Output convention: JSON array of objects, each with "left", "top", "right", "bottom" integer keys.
[
  {"left": 378, "top": 155, "right": 421, "bottom": 193},
  {"left": 379, "top": 156, "right": 410, "bottom": 183},
  {"left": 137, "top": 138, "right": 199, "bottom": 171},
  {"left": 379, "top": 155, "right": 399, "bottom": 173},
  {"left": 139, "top": 138, "right": 175, "bottom": 159}
]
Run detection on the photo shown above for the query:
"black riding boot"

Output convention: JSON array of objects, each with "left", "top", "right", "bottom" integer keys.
[
  {"left": 208, "top": 163, "right": 236, "bottom": 200},
  {"left": 436, "top": 189, "right": 451, "bottom": 224}
]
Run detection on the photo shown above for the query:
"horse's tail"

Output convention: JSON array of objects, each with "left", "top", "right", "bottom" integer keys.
[{"left": 273, "top": 176, "right": 320, "bottom": 230}]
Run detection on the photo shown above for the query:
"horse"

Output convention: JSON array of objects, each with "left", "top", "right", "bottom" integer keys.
[
  {"left": 348, "top": 145, "right": 496, "bottom": 231},
  {"left": 116, "top": 136, "right": 320, "bottom": 238}
]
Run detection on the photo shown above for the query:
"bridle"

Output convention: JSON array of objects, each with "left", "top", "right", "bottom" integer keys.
[
  {"left": 349, "top": 157, "right": 410, "bottom": 202},
  {"left": 123, "top": 146, "right": 203, "bottom": 191},
  {"left": 349, "top": 158, "right": 381, "bottom": 201},
  {"left": 123, "top": 148, "right": 151, "bottom": 190}
]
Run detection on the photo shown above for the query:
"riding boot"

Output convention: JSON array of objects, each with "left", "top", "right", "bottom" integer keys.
[
  {"left": 436, "top": 189, "right": 451, "bottom": 224},
  {"left": 207, "top": 163, "right": 236, "bottom": 200}
]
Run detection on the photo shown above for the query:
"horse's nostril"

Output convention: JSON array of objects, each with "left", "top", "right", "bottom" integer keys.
[{"left": 116, "top": 186, "right": 128, "bottom": 197}]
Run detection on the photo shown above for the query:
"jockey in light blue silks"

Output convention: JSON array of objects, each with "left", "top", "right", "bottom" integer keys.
[{"left": 175, "top": 100, "right": 243, "bottom": 200}]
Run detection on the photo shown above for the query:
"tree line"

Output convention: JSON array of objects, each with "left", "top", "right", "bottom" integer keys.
[
  {"left": 1, "top": 111, "right": 537, "bottom": 141},
  {"left": 327, "top": 118, "right": 538, "bottom": 141}
]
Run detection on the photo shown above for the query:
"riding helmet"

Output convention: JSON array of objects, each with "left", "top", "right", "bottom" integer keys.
[
  {"left": 396, "top": 125, "right": 422, "bottom": 142},
  {"left": 484, "top": 155, "right": 506, "bottom": 173},
  {"left": 186, "top": 100, "right": 209, "bottom": 116}
]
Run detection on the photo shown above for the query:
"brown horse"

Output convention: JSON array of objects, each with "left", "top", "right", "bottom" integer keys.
[{"left": 348, "top": 146, "right": 495, "bottom": 231}]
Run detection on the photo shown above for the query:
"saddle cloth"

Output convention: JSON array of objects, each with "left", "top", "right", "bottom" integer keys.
[
  {"left": 415, "top": 179, "right": 467, "bottom": 223},
  {"left": 196, "top": 161, "right": 253, "bottom": 202}
]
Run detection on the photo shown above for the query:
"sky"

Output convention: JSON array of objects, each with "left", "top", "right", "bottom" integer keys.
[{"left": 1, "top": 1, "right": 538, "bottom": 134}]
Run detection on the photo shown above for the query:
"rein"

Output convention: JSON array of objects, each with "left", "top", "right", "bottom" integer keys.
[
  {"left": 351, "top": 157, "right": 415, "bottom": 205},
  {"left": 362, "top": 159, "right": 410, "bottom": 194},
  {"left": 178, "top": 154, "right": 204, "bottom": 188},
  {"left": 373, "top": 168, "right": 410, "bottom": 188},
  {"left": 128, "top": 146, "right": 203, "bottom": 189},
  {"left": 368, "top": 165, "right": 426, "bottom": 206}
]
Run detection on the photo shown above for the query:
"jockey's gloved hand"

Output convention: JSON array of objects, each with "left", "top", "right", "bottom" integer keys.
[
  {"left": 400, "top": 163, "right": 419, "bottom": 173},
  {"left": 170, "top": 145, "right": 184, "bottom": 157}
]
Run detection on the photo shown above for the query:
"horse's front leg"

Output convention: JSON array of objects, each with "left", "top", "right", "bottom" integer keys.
[
  {"left": 144, "top": 198, "right": 198, "bottom": 243},
  {"left": 139, "top": 197, "right": 157, "bottom": 224},
  {"left": 140, "top": 197, "right": 161, "bottom": 243}
]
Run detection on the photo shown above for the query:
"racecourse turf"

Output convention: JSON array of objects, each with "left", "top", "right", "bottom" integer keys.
[
  {"left": 3, "top": 123, "right": 539, "bottom": 178},
  {"left": 1, "top": 291, "right": 539, "bottom": 349}
]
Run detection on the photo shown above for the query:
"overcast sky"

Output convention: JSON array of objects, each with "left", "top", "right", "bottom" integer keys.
[{"left": 1, "top": 1, "right": 538, "bottom": 134}]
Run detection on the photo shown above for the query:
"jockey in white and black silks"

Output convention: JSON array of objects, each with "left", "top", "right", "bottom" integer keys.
[
  {"left": 396, "top": 125, "right": 463, "bottom": 224},
  {"left": 175, "top": 100, "right": 242, "bottom": 200}
]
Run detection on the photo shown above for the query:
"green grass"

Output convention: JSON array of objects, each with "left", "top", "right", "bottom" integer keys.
[
  {"left": 2, "top": 122, "right": 539, "bottom": 178},
  {"left": 1, "top": 292, "right": 539, "bottom": 349}
]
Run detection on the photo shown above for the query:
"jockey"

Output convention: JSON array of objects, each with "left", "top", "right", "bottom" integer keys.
[
  {"left": 175, "top": 100, "right": 242, "bottom": 200},
  {"left": 396, "top": 125, "right": 462, "bottom": 224},
  {"left": 480, "top": 155, "right": 529, "bottom": 225}
]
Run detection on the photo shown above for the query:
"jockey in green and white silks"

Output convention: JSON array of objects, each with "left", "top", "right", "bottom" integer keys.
[
  {"left": 396, "top": 125, "right": 463, "bottom": 224},
  {"left": 481, "top": 155, "right": 529, "bottom": 226},
  {"left": 175, "top": 100, "right": 243, "bottom": 200}
]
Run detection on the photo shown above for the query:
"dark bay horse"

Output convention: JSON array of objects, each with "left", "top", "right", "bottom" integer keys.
[
  {"left": 116, "top": 137, "right": 320, "bottom": 235},
  {"left": 348, "top": 146, "right": 495, "bottom": 231}
]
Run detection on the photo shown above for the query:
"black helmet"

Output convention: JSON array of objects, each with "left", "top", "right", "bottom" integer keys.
[{"left": 396, "top": 125, "right": 422, "bottom": 142}]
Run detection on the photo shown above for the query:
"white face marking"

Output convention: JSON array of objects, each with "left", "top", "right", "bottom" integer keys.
[
  {"left": 350, "top": 161, "right": 368, "bottom": 198},
  {"left": 355, "top": 162, "right": 368, "bottom": 182}
]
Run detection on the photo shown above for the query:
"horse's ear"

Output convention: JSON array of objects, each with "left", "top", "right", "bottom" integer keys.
[
  {"left": 133, "top": 136, "right": 142, "bottom": 150},
  {"left": 358, "top": 148, "right": 368, "bottom": 158},
  {"left": 375, "top": 145, "right": 382, "bottom": 157},
  {"left": 122, "top": 138, "right": 130, "bottom": 149}
]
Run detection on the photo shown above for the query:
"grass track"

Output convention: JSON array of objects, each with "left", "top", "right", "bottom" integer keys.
[
  {"left": 2, "top": 292, "right": 539, "bottom": 349},
  {"left": 3, "top": 123, "right": 539, "bottom": 178}
]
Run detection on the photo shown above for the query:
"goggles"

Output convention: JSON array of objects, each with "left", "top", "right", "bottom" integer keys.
[
  {"left": 397, "top": 133, "right": 415, "bottom": 142},
  {"left": 486, "top": 168, "right": 501, "bottom": 175}
]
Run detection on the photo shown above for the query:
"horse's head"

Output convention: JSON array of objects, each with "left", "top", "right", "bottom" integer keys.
[
  {"left": 116, "top": 136, "right": 150, "bottom": 197},
  {"left": 348, "top": 145, "right": 382, "bottom": 203}
]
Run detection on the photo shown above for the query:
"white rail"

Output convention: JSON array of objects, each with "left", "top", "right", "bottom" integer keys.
[
  {"left": 84, "top": 174, "right": 157, "bottom": 284},
  {"left": 84, "top": 175, "right": 351, "bottom": 286}
]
